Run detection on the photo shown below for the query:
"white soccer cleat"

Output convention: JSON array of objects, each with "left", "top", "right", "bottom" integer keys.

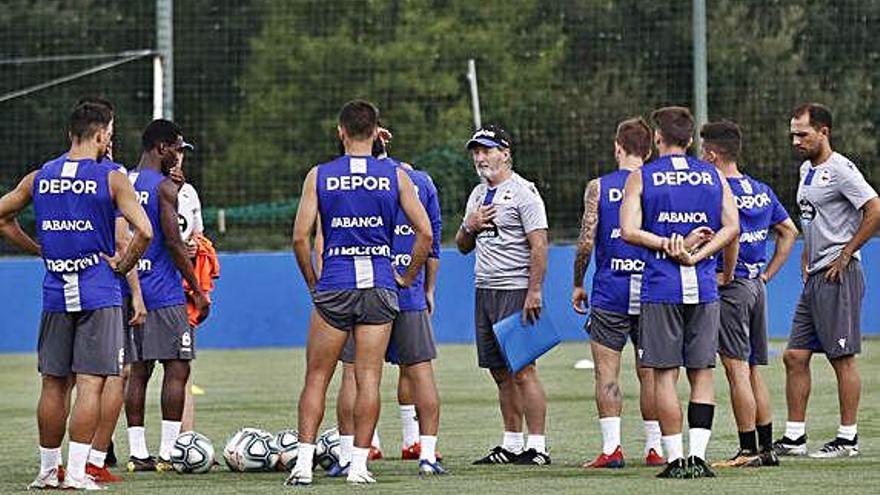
[
  {"left": 347, "top": 470, "right": 376, "bottom": 484},
  {"left": 809, "top": 437, "right": 859, "bottom": 459},
  {"left": 284, "top": 466, "right": 313, "bottom": 486},
  {"left": 27, "top": 468, "right": 61, "bottom": 490},
  {"left": 60, "top": 474, "right": 106, "bottom": 491}
]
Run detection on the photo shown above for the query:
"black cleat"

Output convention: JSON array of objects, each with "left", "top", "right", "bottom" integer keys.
[
  {"left": 127, "top": 455, "right": 158, "bottom": 472},
  {"left": 512, "top": 448, "right": 551, "bottom": 466},
  {"left": 656, "top": 457, "right": 688, "bottom": 479},
  {"left": 759, "top": 449, "right": 780, "bottom": 466},
  {"left": 473, "top": 446, "right": 520, "bottom": 465},
  {"left": 809, "top": 436, "right": 859, "bottom": 458},
  {"left": 772, "top": 434, "right": 807, "bottom": 456},
  {"left": 105, "top": 440, "right": 117, "bottom": 467},
  {"left": 687, "top": 456, "right": 716, "bottom": 478}
]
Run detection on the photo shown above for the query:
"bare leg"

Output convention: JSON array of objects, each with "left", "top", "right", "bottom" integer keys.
[
  {"left": 125, "top": 361, "right": 155, "bottom": 427},
  {"left": 398, "top": 369, "right": 414, "bottom": 405},
  {"left": 514, "top": 365, "right": 546, "bottom": 435},
  {"left": 592, "top": 342, "right": 622, "bottom": 418},
  {"left": 91, "top": 370, "right": 127, "bottom": 453},
  {"left": 751, "top": 367, "right": 772, "bottom": 426},
  {"left": 68, "top": 374, "right": 107, "bottom": 444},
  {"left": 654, "top": 368, "right": 681, "bottom": 435},
  {"left": 297, "top": 311, "right": 348, "bottom": 444},
  {"left": 490, "top": 368, "right": 523, "bottom": 434},
  {"left": 351, "top": 322, "right": 392, "bottom": 448},
  {"left": 721, "top": 356, "right": 756, "bottom": 432},
  {"left": 181, "top": 373, "right": 195, "bottom": 432},
  {"left": 38, "top": 376, "right": 73, "bottom": 448},
  {"left": 782, "top": 350, "right": 812, "bottom": 422},
  {"left": 402, "top": 362, "right": 439, "bottom": 436},
  {"left": 829, "top": 355, "right": 860, "bottom": 426},
  {"left": 337, "top": 363, "right": 357, "bottom": 436},
  {"left": 160, "top": 360, "right": 190, "bottom": 421}
]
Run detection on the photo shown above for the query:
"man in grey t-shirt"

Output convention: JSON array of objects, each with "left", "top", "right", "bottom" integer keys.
[
  {"left": 774, "top": 104, "right": 880, "bottom": 459},
  {"left": 455, "top": 125, "right": 551, "bottom": 466}
]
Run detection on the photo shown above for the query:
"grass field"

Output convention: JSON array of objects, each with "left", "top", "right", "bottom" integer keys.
[{"left": 1, "top": 340, "right": 877, "bottom": 494}]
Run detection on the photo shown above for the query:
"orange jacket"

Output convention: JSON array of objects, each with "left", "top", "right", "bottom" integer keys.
[{"left": 183, "top": 234, "right": 220, "bottom": 328}]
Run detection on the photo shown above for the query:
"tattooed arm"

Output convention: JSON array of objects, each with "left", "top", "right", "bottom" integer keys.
[{"left": 572, "top": 178, "right": 600, "bottom": 314}]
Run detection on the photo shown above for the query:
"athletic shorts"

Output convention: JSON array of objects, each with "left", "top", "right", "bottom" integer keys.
[
  {"left": 639, "top": 302, "right": 720, "bottom": 369},
  {"left": 126, "top": 304, "right": 193, "bottom": 363},
  {"left": 475, "top": 288, "right": 528, "bottom": 370},
  {"left": 313, "top": 288, "right": 399, "bottom": 333},
  {"left": 719, "top": 278, "right": 768, "bottom": 365},
  {"left": 586, "top": 307, "right": 640, "bottom": 353},
  {"left": 38, "top": 306, "right": 124, "bottom": 377},
  {"left": 787, "top": 261, "right": 864, "bottom": 359},
  {"left": 339, "top": 310, "right": 437, "bottom": 365}
]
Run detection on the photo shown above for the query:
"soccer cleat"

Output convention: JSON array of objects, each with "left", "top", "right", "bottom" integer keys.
[
  {"left": 809, "top": 436, "right": 859, "bottom": 458},
  {"left": 402, "top": 442, "right": 444, "bottom": 462},
  {"left": 656, "top": 457, "right": 688, "bottom": 479},
  {"left": 687, "top": 456, "right": 716, "bottom": 478},
  {"left": 473, "top": 446, "right": 520, "bottom": 465},
  {"left": 368, "top": 446, "right": 384, "bottom": 461},
  {"left": 105, "top": 441, "right": 117, "bottom": 468},
  {"left": 58, "top": 465, "right": 66, "bottom": 483},
  {"left": 60, "top": 474, "right": 106, "bottom": 490},
  {"left": 86, "top": 463, "right": 123, "bottom": 483},
  {"left": 326, "top": 461, "right": 350, "bottom": 478},
  {"left": 154, "top": 457, "right": 173, "bottom": 473},
  {"left": 284, "top": 466, "right": 313, "bottom": 486},
  {"left": 512, "top": 448, "right": 551, "bottom": 466},
  {"left": 759, "top": 449, "right": 780, "bottom": 466},
  {"left": 418, "top": 459, "right": 447, "bottom": 476},
  {"left": 27, "top": 468, "right": 61, "bottom": 490},
  {"left": 583, "top": 446, "right": 625, "bottom": 468},
  {"left": 645, "top": 448, "right": 666, "bottom": 466},
  {"left": 347, "top": 470, "right": 376, "bottom": 484},
  {"left": 126, "top": 455, "right": 157, "bottom": 472},
  {"left": 772, "top": 435, "right": 808, "bottom": 456},
  {"left": 711, "top": 449, "right": 761, "bottom": 468}
]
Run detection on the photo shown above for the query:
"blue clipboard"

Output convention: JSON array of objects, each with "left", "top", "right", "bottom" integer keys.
[{"left": 492, "top": 311, "right": 561, "bottom": 374}]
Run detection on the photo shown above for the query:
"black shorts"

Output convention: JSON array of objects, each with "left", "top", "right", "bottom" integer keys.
[
  {"left": 587, "top": 307, "right": 640, "bottom": 353},
  {"left": 639, "top": 302, "right": 720, "bottom": 369},
  {"left": 126, "top": 304, "right": 193, "bottom": 363},
  {"left": 313, "top": 288, "right": 399, "bottom": 332},
  {"left": 719, "top": 278, "right": 768, "bottom": 365},
  {"left": 38, "top": 306, "right": 124, "bottom": 377},
  {"left": 339, "top": 310, "right": 437, "bottom": 365},
  {"left": 474, "top": 288, "right": 527, "bottom": 370}
]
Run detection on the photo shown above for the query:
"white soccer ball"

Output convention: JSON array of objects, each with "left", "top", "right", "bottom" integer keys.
[
  {"left": 315, "top": 427, "right": 341, "bottom": 470},
  {"left": 227, "top": 429, "right": 280, "bottom": 472},
  {"left": 170, "top": 431, "right": 215, "bottom": 474},
  {"left": 223, "top": 427, "right": 260, "bottom": 471},
  {"left": 275, "top": 429, "right": 300, "bottom": 471}
]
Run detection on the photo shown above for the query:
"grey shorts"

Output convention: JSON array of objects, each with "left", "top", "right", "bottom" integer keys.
[
  {"left": 37, "top": 306, "right": 125, "bottom": 377},
  {"left": 586, "top": 307, "right": 640, "bottom": 353},
  {"left": 475, "top": 288, "right": 527, "bottom": 370},
  {"left": 788, "top": 261, "right": 864, "bottom": 359},
  {"left": 719, "top": 278, "right": 768, "bottom": 365},
  {"left": 126, "top": 304, "right": 193, "bottom": 363},
  {"left": 339, "top": 310, "right": 437, "bottom": 365},
  {"left": 639, "top": 302, "right": 720, "bottom": 369},
  {"left": 313, "top": 288, "right": 399, "bottom": 333}
]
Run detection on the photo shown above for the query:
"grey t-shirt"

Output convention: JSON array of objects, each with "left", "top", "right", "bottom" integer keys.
[
  {"left": 797, "top": 152, "right": 878, "bottom": 273},
  {"left": 464, "top": 172, "right": 548, "bottom": 289}
]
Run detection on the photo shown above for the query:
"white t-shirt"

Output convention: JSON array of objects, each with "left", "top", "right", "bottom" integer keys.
[{"left": 178, "top": 183, "right": 203, "bottom": 242}]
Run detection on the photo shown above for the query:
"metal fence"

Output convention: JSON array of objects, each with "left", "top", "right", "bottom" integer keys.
[{"left": 2, "top": 0, "right": 877, "bottom": 252}]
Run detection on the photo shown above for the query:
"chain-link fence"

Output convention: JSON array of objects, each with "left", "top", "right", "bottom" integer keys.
[{"left": 2, "top": 0, "right": 877, "bottom": 252}]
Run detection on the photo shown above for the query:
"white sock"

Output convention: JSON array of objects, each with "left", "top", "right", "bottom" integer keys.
[
  {"left": 526, "top": 434, "right": 546, "bottom": 454},
  {"left": 350, "top": 446, "right": 369, "bottom": 474},
  {"left": 39, "top": 446, "right": 61, "bottom": 473},
  {"left": 502, "top": 431, "right": 524, "bottom": 454},
  {"left": 838, "top": 424, "right": 857, "bottom": 441},
  {"left": 128, "top": 426, "right": 149, "bottom": 459},
  {"left": 294, "top": 443, "right": 315, "bottom": 475},
  {"left": 784, "top": 421, "right": 806, "bottom": 440},
  {"left": 400, "top": 404, "right": 419, "bottom": 448},
  {"left": 87, "top": 449, "right": 107, "bottom": 468},
  {"left": 66, "top": 442, "right": 91, "bottom": 481},
  {"left": 599, "top": 417, "right": 621, "bottom": 455},
  {"left": 339, "top": 435, "right": 354, "bottom": 466},
  {"left": 688, "top": 428, "right": 712, "bottom": 460},
  {"left": 662, "top": 434, "right": 683, "bottom": 462},
  {"left": 159, "top": 420, "right": 182, "bottom": 460},
  {"left": 419, "top": 435, "right": 437, "bottom": 463},
  {"left": 371, "top": 430, "right": 382, "bottom": 450},
  {"left": 644, "top": 420, "right": 663, "bottom": 455}
]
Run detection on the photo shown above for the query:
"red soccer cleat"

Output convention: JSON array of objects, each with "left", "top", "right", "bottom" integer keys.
[
  {"left": 401, "top": 443, "right": 444, "bottom": 462},
  {"left": 57, "top": 465, "right": 65, "bottom": 483},
  {"left": 86, "top": 463, "right": 123, "bottom": 483},
  {"left": 583, "top": 445, "right": 625, "bottom": 468},
  {"left": 368, "top": 446, "right": 384, "bottom": 461},
  {"left": 645, "top": 448, "right": 666, "bottom": 466}
]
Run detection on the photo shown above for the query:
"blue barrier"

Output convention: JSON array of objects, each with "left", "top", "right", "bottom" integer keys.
[{"left": 0, "top": 240, "right": 877, "bottom": 353}]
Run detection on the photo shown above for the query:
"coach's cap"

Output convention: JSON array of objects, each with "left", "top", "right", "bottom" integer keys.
[{"left": 466, "top": 125, "right": 512, "bottom": 149}]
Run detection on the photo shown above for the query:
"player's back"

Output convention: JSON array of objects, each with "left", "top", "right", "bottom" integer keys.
[
  {"left": 592, "top": 169, "right": 644, "bottom": 315},
  {"left": 128, "top": 168, "right": 185, "bottom": 310},
  {"left": 316, "top": 155, "right": 399, "bottom": 291},
  {"left": 33, "top": 154, "right": 119, "bottom": 312},
  {"left": 640, "top": 154, "right": 723, "bottom": 304}
]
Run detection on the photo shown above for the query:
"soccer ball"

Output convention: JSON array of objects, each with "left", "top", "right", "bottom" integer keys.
[
  {"left": 170, "top": 431, "right": 215, "bottom": 474},
  {"left": 225, "top": 428, "right": 280, "bottom": 472},
  {"left": 315, "top": 427, "right": 341, "bottom": 470},
  {"left": 275, "top": 429, "right": 299, "bottom": 471}
]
